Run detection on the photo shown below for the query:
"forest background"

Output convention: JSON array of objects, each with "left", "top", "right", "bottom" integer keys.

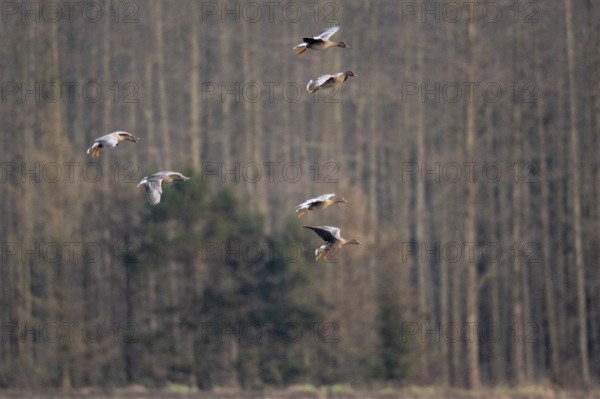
[{"left": 1, "top": 0, "right": 599, "bottom": 392}]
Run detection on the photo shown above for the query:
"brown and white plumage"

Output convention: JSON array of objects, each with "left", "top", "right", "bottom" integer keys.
[
  {"left": 304, "top": 226, "right": 360, "bottom": 261},
  {"left": 293, "top": 24, "right": 349, "bottom": 54},
  {"left": 295, "top": 193, "right": 347, "bottom": 218},
  {"left": 137, "top": 171, "right": 190, "bottom": 205},
  {"left": 306, "top": 71, "right": 357, "bottom": 93},
  {"left": 86, "top": 131, "right": 140, "bottom": 158}
]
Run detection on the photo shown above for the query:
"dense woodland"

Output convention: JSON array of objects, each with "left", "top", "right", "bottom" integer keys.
[{"left": 1, "top": 0, "right": 600, "bottom": 391}]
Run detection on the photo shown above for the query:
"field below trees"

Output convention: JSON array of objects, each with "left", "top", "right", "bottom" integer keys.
[{"left": 0, "top": 386, "right": 598, "bottom": 399}]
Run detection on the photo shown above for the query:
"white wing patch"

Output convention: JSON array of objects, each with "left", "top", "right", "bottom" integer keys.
[
  {"left": 95, "top": 134, "right": 119, "bottom": 148},
  {"left": 316, "top": 24, "right": 340, "bottom": 40},
  {"left": 307, "top": 74, "right": 334, "bottom": 91}
]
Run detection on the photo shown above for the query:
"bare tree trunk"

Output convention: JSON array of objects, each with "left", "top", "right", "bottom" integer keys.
[
  {"left": 217, "top": 23, "right": 232, "bottom": 165},
  {"left": 14, "top": 18, "right": 38, "bottom": 381},
  {"left": 240, "top": 21, "right": 266, "bottom": 217},
  {"left": 153, "top": 0, "right": 172, "bottom": 169},
  {"left": 439, "top": 255, "right": 449, "bottom": 386},
  {"left": 189, "top": 1, "right": 202, "bottom": 170},
  {"left": 365, "top": 2, "right": 379, "bottom": 286},
  {"left": 553, "top": 42, "right": 568, "bottom": 374},
  {"left": 510, "top": 213, "right": 524, "bottom": 386},
  {"left": 588, "top": 0, "right": 600, "bottom": 375},
  {"left": 144, "top": 57, "right": 159, "bottom": 165},
  {"left": 564, "top": 0, "right": 590, "bottom": 386},
  {"left": 443, "top": 22, "right": 463, "bottom": 388},
  {"left": 536, "top": 83, "right": 561, "bottom": 381},
  {"left": 489, "top": 209, "right": 504, "bottom": 384},
  {"left": 510, "top": 22, "right": 525, "bottom": 385},
  {"left": 484, "top": 105, "right": 504, "bottom": 384},
  {"left": 465, "top": 17, "right": 480, "bottom": 390},
  {"left": 46, "top": 16, "right": 72, "bottom": 389},
  {"left": 415, "top": 39, "right": 430, "bottom": 383}
]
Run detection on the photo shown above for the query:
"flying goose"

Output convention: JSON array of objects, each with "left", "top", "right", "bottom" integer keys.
[
  {"left": 86, "top": 131, "right": 140, "bottom": 158},
  {"left": 295, "top": 193, "right": 347, "bottom": 218},
  {"left": 306, "top": 71, "right": 357, "bottom": 93},
  {"left": 137, "top": 171, "right": 190, "bottom": 205},
  {"left": 294, "top": 24, "right": 349, "bottom": 55},
  {"left": 304, "top": 225, "right": 360, "bottom": 261}
]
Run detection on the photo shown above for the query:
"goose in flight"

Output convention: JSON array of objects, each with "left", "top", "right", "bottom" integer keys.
[
  {"left": 295, "top": 193, "right": 347, "bottom": 218},
  {"left": 137, "top": 171, "right": 190, "bottom": 205},
  {"left": 304, "top": 226, "right": 360, "bottom": 262},
  {"left": 86, "top": 131, "right": 140, "bottom": 158},
  {"left": 293, "top": 24, "right": 349, "bottom": 55},
  {"left": 306, "top": 71, "right": 357, "bottom": 93}
]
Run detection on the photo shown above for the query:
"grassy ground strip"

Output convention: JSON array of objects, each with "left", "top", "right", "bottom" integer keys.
[{"left": 0, "top": 385, "right": 598, "bottom": 399}]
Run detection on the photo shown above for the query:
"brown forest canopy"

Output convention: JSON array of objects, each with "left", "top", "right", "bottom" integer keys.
[{"left": 1, "top": 0, "right": 600, "bottom": 390}]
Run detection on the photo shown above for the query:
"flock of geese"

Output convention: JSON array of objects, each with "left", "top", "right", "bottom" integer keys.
[
  {"left": 86, "top": 131, "right": 189, "bottom": 205},
  {"left": 295, "top": 24, "right": 357, "bottom": 93},
  {"left": 84, "top": 24, "right": 360, "bottom": 262},
  {"left": 295, "top": 24, "right": 360, "bottom": 260},
  {"left": 295, "top": 194, "right": 360, "bottom": 261}
]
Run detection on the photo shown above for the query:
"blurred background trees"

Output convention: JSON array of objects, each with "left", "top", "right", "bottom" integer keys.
[{"left": 1, "top": 0, "right": 599, "bottom": 390}]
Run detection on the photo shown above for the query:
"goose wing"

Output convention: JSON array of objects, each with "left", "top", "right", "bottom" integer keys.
[
  {"left": 304, "top": 226, "right": 341, "bottom": 243},
  {"left": 94, "top": 133, "right": 119, "bottom": 148},
  {"left": 315, "top": 24, "right": 340, "bottom": 40},
  {"left": 307, "top": 74, "right": 334, "bottom": 91}
]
